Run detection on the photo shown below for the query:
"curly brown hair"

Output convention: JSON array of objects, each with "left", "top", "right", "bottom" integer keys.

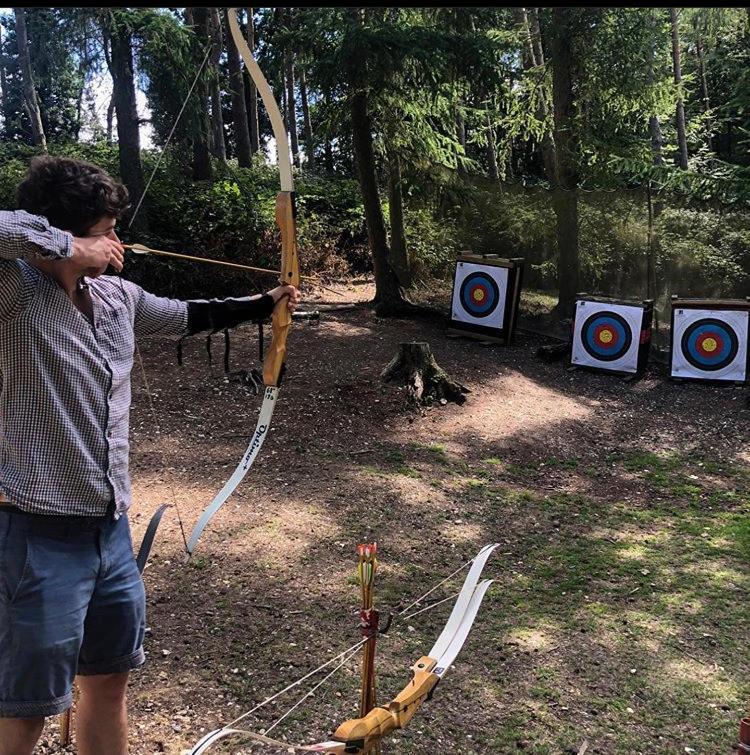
[{"left": 17, "top": 156, "right": 130, "bottom": 236}]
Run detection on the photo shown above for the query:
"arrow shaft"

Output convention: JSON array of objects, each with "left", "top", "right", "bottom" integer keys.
[{"left": 124, "top": 243, "right": 340, "bottom": 293}]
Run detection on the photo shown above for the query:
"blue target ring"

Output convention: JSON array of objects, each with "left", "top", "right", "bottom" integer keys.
[
  {"left": 581, "top": 312, "right": 632, "bottom": 362},
  {"left": 681, "top": 318, "right": 738, "bottom": 371},
  {"left": 459, "top": 272, "right": 500, "bottom": 318}
]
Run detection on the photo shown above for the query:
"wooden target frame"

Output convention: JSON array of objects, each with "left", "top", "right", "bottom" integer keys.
[
  {"left": 670, "top": 297, "right": 750, "bottom": 383},
  {"left": 448, "top": 254, "right": 524, "bottom": 344},
  {"left": 571, "top": 294, "right": 653, "bottom": 376}
]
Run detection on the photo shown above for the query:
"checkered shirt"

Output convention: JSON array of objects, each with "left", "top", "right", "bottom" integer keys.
[{"left": 0, "top": 210, "right": 188, "bottom": 516}]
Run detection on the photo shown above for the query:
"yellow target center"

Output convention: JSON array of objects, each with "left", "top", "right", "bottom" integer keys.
[
  {"left": 472, "top": 290, "right": 486, "bottom": 304},
  {"left": 702, "top": 337, "right": 718, "bottom": 353},
  {"left": 599, "top": 329, "right": 614, "bottom": 344}
]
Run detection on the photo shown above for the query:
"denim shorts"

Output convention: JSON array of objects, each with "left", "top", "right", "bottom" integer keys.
[{"left": 0, "top": 507, "right": 146, "bottom": 718}]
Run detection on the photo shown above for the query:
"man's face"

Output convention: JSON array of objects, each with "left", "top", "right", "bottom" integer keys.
[{"left": 85, "top": 216, "right": 119, "bottom": 241}]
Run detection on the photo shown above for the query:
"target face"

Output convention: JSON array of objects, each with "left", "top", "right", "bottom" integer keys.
[
  {"left": 681, "top": 319, "right": 738, "bottom": 371},
  {"left": 571, "top": 301, "right": 643, "bottom": 373},
  {"left": 459, "top": 272, "right": 500, "bottom": 318},
  {"left": 672, "top": 308, "right": 748, "bottom": 381},
  {"left": 451, "top": 262, "right": 509, "bottom": 330},
  {"left": 581, "top": 312, "right": 633, "bottom": 362}
]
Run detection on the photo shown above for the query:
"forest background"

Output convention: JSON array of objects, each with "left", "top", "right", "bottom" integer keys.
[
  {"left": 1, "top": 6, "right": 749, "bottom": 337},
  {"left": 2, "top": 9, "right": 750, "bottom": 754}
]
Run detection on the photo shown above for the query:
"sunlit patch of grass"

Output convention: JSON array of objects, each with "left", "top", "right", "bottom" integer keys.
[
  {"left": 488, "top": 484, "right": 508, "bottom": 497},
  {"left": 521, "top": 289, "right": 558, "bottom": 316},
  {"left": 359, "top": 463, "right": 386, "bottom": 477},
  {"left": 621, "top": 449, "right": 676, "bottom": 472},
  {"left": 384, "top": 448, "right": 406, "bottom": 465},
  {"left": 541, "top": 491, "right": 589, "bottom": 513},
  {"left": 681, "top": 559, "right": 746, "bottom": 584},
  {"left": 708, "top": 489, "right": 744, "bottom": 506},
  {"left": 483, "top": 456, "right": 504, "bottom": 465},
  {"left": 425, "top": 443, "right": 449, "bottom": 461},
  {"left": 543, "top": 457, "right": 579, "bottom": 470},
  {"left": 616, "top": 543, "right": 649, "bottom": 561},
  {"left": 407, "top": 441, "right": 451, "bottom": 464},
  {"left": 395, "top": 465, "right": 420, "bottom": 478},
  {"left": 669, "top": 482, "right": 703, "bottom": 502},
  {"left": 504, "top": 627, "right": 556, "bottom": 652},
  {"left": 505, "top": 461, "right": 540, "bottom": 478},
  {"left": 723, "top": 512, "right": 750, "bottom": 559},
  {"left": 660, "top": 657, "right": 724, "bottom": 686},
  {"left": 510, "top": 489, "right": 538, "bottom": 503},
  {"left": 450, "top": 458, "right": 471, "bottom": 474},
  {"left": 620, "top": 449, "right": 683, "bottom": 487},
  {"left": 187, "top": 555, "right": 209, "bottom": 570}
]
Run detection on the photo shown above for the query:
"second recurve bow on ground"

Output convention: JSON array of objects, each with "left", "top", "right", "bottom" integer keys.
[{"left": 188, "top": 543, "right": 498, "bottom": 753}]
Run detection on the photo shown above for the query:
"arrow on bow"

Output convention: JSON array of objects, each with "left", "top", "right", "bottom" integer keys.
[
  {"left": 123, "top": 243, "right": 341, "bottom": 295},
  {"left": 186, "top": 543, "right": 499, "bottom": 754}
]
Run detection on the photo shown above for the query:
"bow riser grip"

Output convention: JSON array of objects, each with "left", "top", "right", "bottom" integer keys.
[
  {"left": 333, "top": 657, "right": 439, "bottom": 745},
  {"left": 276, "top": 192, "right": 300, "bottom": 287},
  {"left": 263, "top": 191, "right": 299, "bottom": 387},
  {"left": 262, "top": 313, "right": 290, "bottom": 386}
]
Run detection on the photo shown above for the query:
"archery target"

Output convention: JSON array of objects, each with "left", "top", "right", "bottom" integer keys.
[
  {"left": 571, "top": 301, "right": 642, "bottom": 373},
  {"left": 671, "top": 308, "right": 748, "bottom": 381},
  {"left": 451, "top": 262, "right": 508, "bottom": 329}
]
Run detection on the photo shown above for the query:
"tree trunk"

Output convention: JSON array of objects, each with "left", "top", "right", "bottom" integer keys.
[
  {"left": 648, "top": 119, "right": 664, "bottom": 166},
  {"left": 694, "top": 19, "right": 713, "bottom": 151},
  {"left": 695, "top": 34, "right": 710, "bottom": 114},
  {"left": 387, "top": 148, "right": 410, "bottom": 286},
  {"left": 670, "top": 8, "right": 689, "bottom": 169},
  {"left": 299, "top": 67, "right": 315, "bottom": 169},
  {"left": 456, "top": 112, "right": 467, "bottom": 174},
  {"left": 106, "top": 92, "right": 115, "bottom": 145},
  {"left": 245, "top": 8, "right": 259, "bottom": 153},
  {"left": 190, "top": 8, "right": 213, "bottom": 180},
  {"left": 646, "top": 11, "right": 663, "bottom": 306},
  {"left": 550, "top": 7, "right": 580, "bottom": 318},
  {"left": 284, "top": 49, "right": 300, "bottom": 167},
  {"left": 515, "top": 7, "right": 556, "bottom": 182},
  {"left": 647, "top": 11, "right": 664, "bottom": 166},
  {"left": 208, "top": 7, "right": 226, "bottom": 162},
  {"left": 13, "top": 7, "right": 46, "bottom": 149},
  {"left": 74, "top": 60, "right": 85, "bottom": 141},
  {"left": 324, "top": 139, "right": 334, "bottom": 172},
  {"left": 323, "top": 90, "right": 334, "bottom": 172},
  {"left": 485, "top": 108, "right": 500, "bottom": 181},
  {"left": 225, "top": 8, "right": 252, "bottom": 167},
  {"left": 530, "top": 7, "right": 546, "bottom": 66},
  {"left": 516, "top": 7, "right": 537, "bottom": 67},
  {"left": 346, "top": 8, "right": 406, "bottom": 312},
  {"left": 108, "top": 19, "right": 147, "bottom": 232},
  {"left": 0, "top": 25, "right": 7, "bottom": 107},
  {"left": 351, "top": 89, "right": 406, "bottom": 309}
]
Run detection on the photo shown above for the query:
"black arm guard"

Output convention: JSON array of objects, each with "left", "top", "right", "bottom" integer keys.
[{"left": 186, "top": 294, "right": 275, "bottom": 335}]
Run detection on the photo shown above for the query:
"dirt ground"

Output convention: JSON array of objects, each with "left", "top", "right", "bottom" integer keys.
[{"left": 44, "top": 283, "right": 749, "bottom": 755}]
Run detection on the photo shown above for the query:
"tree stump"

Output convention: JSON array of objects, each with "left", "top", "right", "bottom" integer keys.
[{"left": 381, "top": 342, "right": 469, "bottom": 405}]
